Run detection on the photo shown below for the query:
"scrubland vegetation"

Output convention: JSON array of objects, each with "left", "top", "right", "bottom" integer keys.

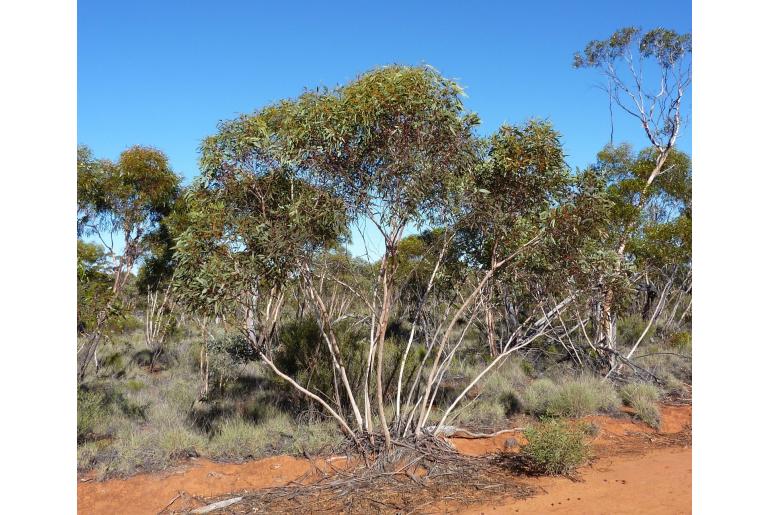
[{"left": 77, "top": 26, "right": 691, "bottom": 479}]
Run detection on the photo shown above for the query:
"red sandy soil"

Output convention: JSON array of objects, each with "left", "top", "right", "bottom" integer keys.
[
  {"left": 77, "top": 455, "right": 347, "bottom": 514},
  {"left": 460, "top": 447, "right": 691, "bottom": 515},
  {"left": 78, "top": 405, "right": 691, "bottom": 514},
  {"left": 450, "top": 405, "right": 691, "bottom": 514}
]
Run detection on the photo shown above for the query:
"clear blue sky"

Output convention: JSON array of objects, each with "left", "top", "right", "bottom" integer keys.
[{"left": 78, "top": 0, "right": 691, "bottom": 258}]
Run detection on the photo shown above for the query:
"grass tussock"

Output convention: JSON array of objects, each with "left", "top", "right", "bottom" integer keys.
[
  {"left": 620, "top": 382, "right": 661, "bottom": 428},
  {"left": 523, "top": 419, "right": 590, "bottom": 475},
  {"left": 522, "top": 375, "right": 620, "bottom": 418},
  {"left": 442, "top": 358, "right": 530, "bottom": 427},
  {"left": 208, "top": 410, "right": 293, "bottom": 461},
  {"left": 291, "top": 420, "right": 346, "bottom": 454}
]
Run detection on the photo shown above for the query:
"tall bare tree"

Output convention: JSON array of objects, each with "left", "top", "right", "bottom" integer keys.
[{"left": 574, "top": 27, "right": 691, "bottom": 356}]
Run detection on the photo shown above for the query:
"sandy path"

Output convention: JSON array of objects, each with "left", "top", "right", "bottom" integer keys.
[
  {"left": 77, "top": 455, "right": 343, "bottom": 514},
  {"left": 460, "top": 447, "right": 691, "bottom": 514}
]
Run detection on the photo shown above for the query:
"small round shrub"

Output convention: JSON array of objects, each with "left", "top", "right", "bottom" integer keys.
[{"left": 523, "top": 419, "right": 589, "bottom": 475}]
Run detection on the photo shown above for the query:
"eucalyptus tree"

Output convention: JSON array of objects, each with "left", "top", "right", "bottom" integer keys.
[
  {"left": 77, "top": 145, "right": 181, "bottom": 381},
  {"left": 593, "top": 144, "right": 692, "bottom": 371},
  {"left": 174, "top": 66, "right": 613, "bottom": 451},
  {"left": 273, "top": 66, "right": 480, "bottom": 449},
  {"left": 574, "top": 26, "right": 691, "bottom": 354}
]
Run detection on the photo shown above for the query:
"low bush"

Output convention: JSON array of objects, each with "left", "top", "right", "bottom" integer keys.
[
  {"left": 668, "top": 331, "right": 692, "bottom": 353},
  {"left": 450, "top": 397, "right": 508, "bottom": 427},
  {"left": 104, "top": 419, "right": 206, "bottom": 475},
  {"left": 616, "top": 315, "right": 647, "bottom": 348},
  {"left": 662, "top": 375, "right": 690, "bottom": 399},
  {"left": 77, "top": 441, "right": 101, "bottom": 470},
  {"left": 620, "top": 382, "right": 661, "bottom": 428},
  {"left": 523, "top": 419, "right": 590, "bottom": 475},
  {"left": 635, "top": 343, "right": 691, "bottom": 384},
  {"left": 549, "top": 376, "right": 620, "bottom": 417}
]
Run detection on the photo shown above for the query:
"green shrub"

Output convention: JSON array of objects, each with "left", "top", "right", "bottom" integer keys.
[
  {"left": 662, "top": 375, "right": 690, "bottom": 398},
  {"left": 520, "top": 360, "right": 535, "bottom": 378},
  {"left": 668, "top": 332, "right": 692, "bottom": 352},
  {"left": 483, "top": 359, "right": 529, "bottom": 393},
  {"left": 274, "top": 317, "right": 371, "bottom": 403},
  {"left": 523, "top": 419, "right": 589, "bottom": 475},
  {"left": 620, "top": 382, "right": 661, "bottom": 428},
  {"left": 107, "top": 428, "right": 163, "bottom": 475},
  {"left": 106, "top": 420, "right": 206, "bottom": 475},
  {"left": 77, "top": 441, "right": 101, "bottom": 470},
  {"left": 451, "top": 397, "right": 508, "bottom": 426},
  {"left": 275, "top": 317, "right": 324, "bottom": 378},
  {"left": 637, "top": 349, "right": 691, "bottom": 384},
  {"left": 125, "top": 379, "right": 145, "bottom": 393},
  {"left": 157, "top": 423, "right": 206, "bottom": 460},
  {"left": 165, "top": 377, "right": 199, "bottom": 413},
  {"left": 102, "top": 352, "right": 127, "bottom": 376},
  {"left": 616, "top": 315, "right": 647, "bottom": 347}
]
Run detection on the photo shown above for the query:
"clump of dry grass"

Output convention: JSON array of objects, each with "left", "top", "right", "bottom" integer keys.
[
  {"left": 208, "top": 410, "right": 293, "bottom": 460},
  {"left": 522, "top": 375, "right": 620, "bottom": 418},
  {"left": 620, "top": 382, "right": 661, "bottom": 428}
]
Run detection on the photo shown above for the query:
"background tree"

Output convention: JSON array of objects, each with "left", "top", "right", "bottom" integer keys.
[
  {"left": 77, "top": 240, "right": 113, "bottom": 334},
  {"left": 592, "top": 144, "right": 692, "bottom": 371},
  {"left": 574, "top": 26, "right": 691, "bottom": 356},
  {"left": 77, "top": 145, "right": 180, "bottom": 381}
]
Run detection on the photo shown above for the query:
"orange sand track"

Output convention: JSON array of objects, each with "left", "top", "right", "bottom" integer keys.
[
  {"left": 78, "top": 405, "right": 691, "bottom": 514},
  {"left": 460, "top": 447, "right": 691, "bottom": 514}
]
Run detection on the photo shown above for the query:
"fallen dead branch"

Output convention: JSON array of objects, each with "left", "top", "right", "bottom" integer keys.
[
  {"left": 159, "top": 492, "right": 182, "bottom": 513},
  {"left": 173, "top": 436, "right": 536, "bottom": 514},
  {"left": 190, "top": 496, "right": 243, "bottom": 514},
  {"left": 431, "top": 427, "right": 525, "bottom": 439}
]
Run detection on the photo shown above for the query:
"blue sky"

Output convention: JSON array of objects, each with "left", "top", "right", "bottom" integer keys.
[{"left": 78, "top": 0, "right": 691, "bottom": 258}]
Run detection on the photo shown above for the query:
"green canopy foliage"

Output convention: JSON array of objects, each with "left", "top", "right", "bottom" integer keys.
[
  {"left": 77, "top": 240, "right": 114, "bottom": 333},
  {"left": 458, "top": 120, "right": 571, "bottom": 269},
  {"left": 271, "top": 65, "right": 480, "bottom": 229},
  {"left": 596, "top": 144, "right": 691, "bottom": 270},
  {"left": 77, "top": 145, "right": 181, "bottom": 242},
  {"left": 573, "top": 27, "right": 691, "bottom": 70},
  {"left": 173, "top": 152, "right": 347, "bottom": 317}
]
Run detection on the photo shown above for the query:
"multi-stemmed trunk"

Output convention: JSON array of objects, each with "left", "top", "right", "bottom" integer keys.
[{"left": 598, "top": 147, "right": 673, "bottom": 363}]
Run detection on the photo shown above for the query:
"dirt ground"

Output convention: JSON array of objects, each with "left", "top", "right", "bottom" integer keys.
[
  {"left": 462, "top": 446, "right": 691, "bottom": 514},
  {"left": 77, "top": 405, "right": 691, "bottom": 514}
]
